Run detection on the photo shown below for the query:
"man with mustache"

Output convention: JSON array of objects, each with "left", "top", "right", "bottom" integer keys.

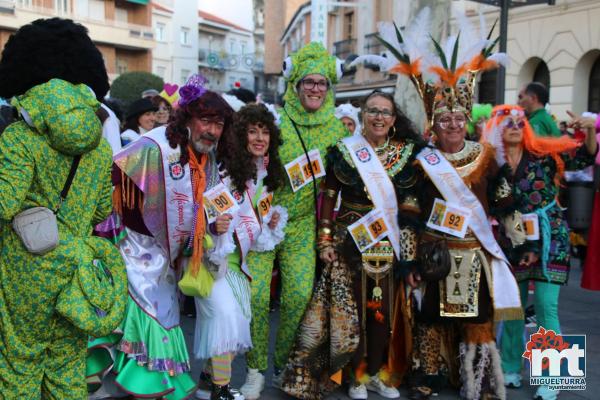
[{"left": 108, "top": 74, "right": 234, "bottom": 399}]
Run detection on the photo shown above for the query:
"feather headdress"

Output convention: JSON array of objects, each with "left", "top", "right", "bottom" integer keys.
[{"left": 351, "top": 7, "right": 508, "bottom": 130}]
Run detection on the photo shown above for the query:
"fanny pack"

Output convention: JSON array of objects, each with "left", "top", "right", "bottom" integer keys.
[{"left": 12, "top": 156, "right": 80, "bottom": 255}]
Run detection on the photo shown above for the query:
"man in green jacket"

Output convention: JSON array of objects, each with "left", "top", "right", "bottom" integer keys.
[{"left": 518, "top": 82, "right": 561, "bottom": 137}]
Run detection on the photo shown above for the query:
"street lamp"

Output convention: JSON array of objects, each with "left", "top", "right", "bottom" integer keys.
[{"left": 468, "top": 0, "right": 556, "bottom": 104}]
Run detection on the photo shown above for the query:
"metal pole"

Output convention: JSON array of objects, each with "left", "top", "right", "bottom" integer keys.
[{"left": 495, "top": 0, "right": 509, "bottom": 104}]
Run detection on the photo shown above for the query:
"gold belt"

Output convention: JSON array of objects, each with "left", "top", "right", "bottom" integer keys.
[{"left": 421, "top": 230, "right": 481, "bottom": 250}]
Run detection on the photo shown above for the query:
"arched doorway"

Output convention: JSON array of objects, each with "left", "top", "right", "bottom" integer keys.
[
  {"left": 533, "top": 61, "right": 550, "bottom": 94},
  {"left": 478, "top": 70, "right": 497, "bottom": 105},
  {"left": 588, "top": 57, "right": 600, "bottom": 113}
]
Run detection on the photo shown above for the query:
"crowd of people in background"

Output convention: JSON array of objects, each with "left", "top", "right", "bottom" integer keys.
[{"left": 0, "top": 12, "right": 599, "bottom": 400}]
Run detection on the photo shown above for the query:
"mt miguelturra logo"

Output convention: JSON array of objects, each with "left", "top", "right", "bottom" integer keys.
[{"left": 523, "top": 327, "right": 586, "bottom": 391}]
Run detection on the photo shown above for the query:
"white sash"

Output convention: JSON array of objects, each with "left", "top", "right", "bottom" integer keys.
[
  {"left": 342, "top": 135, "right": 401, "bottom": 259},
  {"left": 417, "top": 147, "right": 522, "bottom": 317},
  {"left": 223, "top": 175, "right": 262, "bottom": 277},
  {"left": 144, "top": 128, "right": 194, "bottom": 264}
]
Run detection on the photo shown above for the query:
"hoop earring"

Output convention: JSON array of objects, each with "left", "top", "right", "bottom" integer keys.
[{"left": 387, "top": 126, "right": 396, "bottom": 139}]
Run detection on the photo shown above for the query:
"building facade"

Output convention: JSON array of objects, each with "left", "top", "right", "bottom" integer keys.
[
  {"left": 0, "top": 0, "right": 155, "bottom": 82},
  {"left": 198, "top": 10, "right": 255, "bottom": 93},
  {"left": 274, "top": 0, "right": 415, "bottom": 104},
  {"left": 454, "top": 0, "right": 600, "bottom": 120},
  {"left": 272, "top": 0, "right": 600, "bottom": 121},
  {"left": 152, "top": 0, "right": 198, "bottom": 85}
]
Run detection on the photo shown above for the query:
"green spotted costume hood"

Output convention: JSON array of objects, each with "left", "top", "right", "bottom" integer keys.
[{"left": 282, "top": 42, "right": 343, "bottom": 126}]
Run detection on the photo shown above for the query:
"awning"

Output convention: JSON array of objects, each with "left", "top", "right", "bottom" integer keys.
[{"left": 126, "top": 0, "right": 149, "bottom": 4}]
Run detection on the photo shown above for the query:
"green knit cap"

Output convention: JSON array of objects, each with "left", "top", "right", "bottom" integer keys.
[{"left": 283, "top": 42, "right": 341, "bottom": 126}]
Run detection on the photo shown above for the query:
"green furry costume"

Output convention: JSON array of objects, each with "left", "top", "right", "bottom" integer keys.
[
  {"left": 0, "top": 79, "right": 118, "bottom": 399},
  {"left": 246, "top": 42, "right": 347, "bottom": 371}
]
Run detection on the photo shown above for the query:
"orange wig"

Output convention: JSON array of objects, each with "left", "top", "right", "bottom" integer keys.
[{"left": 482, "top": 105, "right": 580, "bottom": 183}]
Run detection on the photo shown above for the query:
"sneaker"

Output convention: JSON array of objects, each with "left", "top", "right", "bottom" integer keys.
[
  {"left": 525, "top": 305, "right": 537, "bottom": 328},
  {"left": 534, "top": 385, "right": 559, "bottom": 400},
  {"left": 503, "top": 371, "right": 522, "bottom": 388},
  {"left": 348, "top": 383, "right": 368, "bottom": 399},
  {"left": 195, "top": 371, "right": 212, "bottom": 399},
  {"left": 240, "top": 369, "right": 265, "bottom": 400},
  {"left": 365, "top": 375, "right": 400, "bottom": 399},
  {"left": 210, "top": 383, "right": 244, "bottom": 400},
  {"left": 271, "top": 368, "right": 282, "bottom": 389}
]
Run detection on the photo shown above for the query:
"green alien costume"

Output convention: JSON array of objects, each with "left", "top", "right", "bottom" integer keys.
[
  {"left": 245, "top": 42, "right": 347, "bottom": 371},
  {"left": 0, "top": 79, "right": 116, "bottom": 399}
]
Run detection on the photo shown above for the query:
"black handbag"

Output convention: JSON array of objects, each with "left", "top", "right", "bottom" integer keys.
[{"left": 418, "top": 238, "right": 451, "bottom": 281}]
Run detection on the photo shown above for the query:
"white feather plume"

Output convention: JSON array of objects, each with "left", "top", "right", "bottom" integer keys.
[
  {"left": 377, "top": 21, "right": 404, "bottom": 56},
  {"left": 488, "top": 53, "right": 510, "bottom": 68},
  {"left": 349, "top": 54, "right": 396, "bottom": 71},
  {"left": 403, "top": 7, "right": 432, "bottom": 62}
]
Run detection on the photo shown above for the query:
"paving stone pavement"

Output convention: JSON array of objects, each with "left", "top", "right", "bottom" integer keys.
[{"left": 180, "top": 261, "right": 598, "bottom": 400}]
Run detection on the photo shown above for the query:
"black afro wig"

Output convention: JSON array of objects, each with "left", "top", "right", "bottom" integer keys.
[{"left": 0, "top": 18, "right": 109, "bottom": 100}]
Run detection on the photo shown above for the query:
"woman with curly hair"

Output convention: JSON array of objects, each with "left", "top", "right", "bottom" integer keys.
[{"left": 191, "top": 103, "right": 287, "bottom": 399}]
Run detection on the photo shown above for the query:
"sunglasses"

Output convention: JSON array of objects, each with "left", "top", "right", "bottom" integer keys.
[{"left": 504, "top": 118, "right": 525, "bottom": 129}]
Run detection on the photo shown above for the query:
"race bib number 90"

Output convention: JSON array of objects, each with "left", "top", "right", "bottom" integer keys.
[{"left": 203, "top": 183, "right": 239, "bottom": 223}]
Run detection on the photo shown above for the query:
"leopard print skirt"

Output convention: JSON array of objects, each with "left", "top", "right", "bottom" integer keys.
[{"left": 280, "top": 258, "right": 360, "bottom": 399}]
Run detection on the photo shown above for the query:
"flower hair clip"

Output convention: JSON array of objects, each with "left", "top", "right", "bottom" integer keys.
[
  {"left": 178, "top": 74, "right": 208, "bottom": 107},
  {"left": 494, "top": 108, "right": 524, "bottom": 118}
]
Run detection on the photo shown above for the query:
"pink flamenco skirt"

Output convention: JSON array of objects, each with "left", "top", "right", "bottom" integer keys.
[{"left": 582, "top": 191, "right": 600, "bottom": 290}]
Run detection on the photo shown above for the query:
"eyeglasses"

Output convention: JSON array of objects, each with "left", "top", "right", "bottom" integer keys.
[
  {"left": 436, "top": 117, "right": 466, "bottom": 129},
  {"left": 365, "top": 108, "right": 394, "bottom": 119},
  {"left": 300, "top": 79, "right": 329, "bottom": 91},
  {"left": 504, "top": 118, "right": 525, "bottom": 129}
]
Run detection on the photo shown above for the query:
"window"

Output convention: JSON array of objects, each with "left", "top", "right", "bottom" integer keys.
[
  {"left": 16, "top": 0, "right": 33, "bottom": 7},
  {"left": 55, "top": 0, "right": 69, "bottom": 14},
  {"left": 156, "top": 66, "right": 166, "bottom": 80},
  {"left": 89, "top": 0, "right": 104, "bottom": 20},
  {"left": 156, "top": 23, "right": 165, "bottom": 42},
  {"left": 116, "top": 59, "right": 128, "bottom": 75},
  {"left": 241, "top": 41, "right": 247, "bottom": 55},
  {"left": 588, "top": 57, "right": 600, "bottom": 113},
  {"left": 115, "top": 7, "right": 128, "bottom": 23},
  {"left": 181, "top": 69, "right": 191, "bottom": 85},
  {"left": 344, "top": 12, "right": 354, "bottom": 40},
  {"left": 180, "top": 27, "right": 190, "bottom": 46},
  {"left": 230, "top": 40, "right": 236, "bottom": 54}
]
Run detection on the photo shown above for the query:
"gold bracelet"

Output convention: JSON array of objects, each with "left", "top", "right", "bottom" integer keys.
[
  {"left": 324, "top": 189, "right": 338, "bottom": 198},
  {"left": 319, "top": 218, "right": 333, "bottom": 227},
  {"left": 318, "top": 226, "right": 332, "bottom": 236}
]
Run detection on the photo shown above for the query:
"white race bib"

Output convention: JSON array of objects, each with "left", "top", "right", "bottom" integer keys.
[
  {"left": 347, "top": 209, "right": 389, "bottom": 253},
  {"left": 522, "top": 213, "right": 540, "bottom": 240},
  {"left": 284, "top": 149, "right": 325, "bottom": 192},
  {"left": 203, "top": 182, "right": 240, "bottom": 223},
  {"left": 426, "top": 198, "right": 472, "bottom": 238}
]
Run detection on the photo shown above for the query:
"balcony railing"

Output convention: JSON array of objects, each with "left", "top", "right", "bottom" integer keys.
[
  {"left": 364, "top": 33, "right": 385, "bottom": 55},
  {"left": 333, "top": 38, "right": 356, "bottom": 61},
  {"left": 198, "top": 48, "right": 264, "bottom": 72}
]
